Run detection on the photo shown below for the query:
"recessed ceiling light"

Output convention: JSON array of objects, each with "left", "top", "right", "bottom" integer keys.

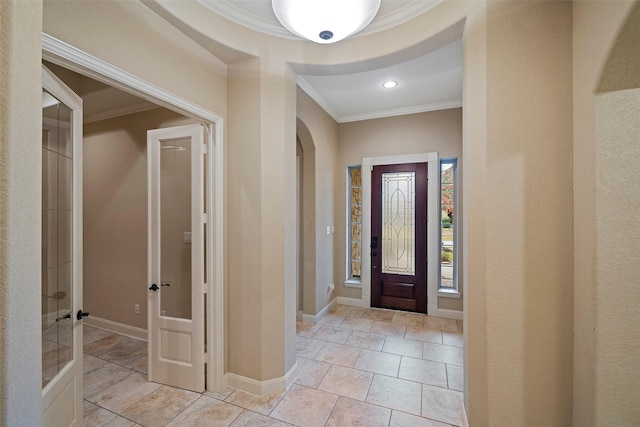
[{"left": 383, "top": 81, "right": 398, "bottom": 89}]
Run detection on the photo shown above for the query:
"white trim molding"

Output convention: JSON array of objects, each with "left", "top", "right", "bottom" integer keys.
[
  {"left": 42, "top": 33, "right": 226, "bottom": 393},
  {"left": 362, "top": 153, "right": 441, "bottom": 317},
  {"left": 301, "top": 298, "right": 337, "bottom": 323},
  {"left": 336, "top": 297, "right": 363, "bottom": 307},
  {"left": 84, "top": 316, "right": 147, "bottom": 341},
  {"left": 226, "top": 362, "right": 298, "bottom": 396},
  {"left": 437, "top": 308, "right": 463, "bottom": 321},
  {"left": 461, "top": 401, "right": 469, "bottom": 427}
]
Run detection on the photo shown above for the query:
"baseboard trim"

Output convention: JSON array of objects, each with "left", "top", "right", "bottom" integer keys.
[
  {"left": 84, "top": 316, "right": 147, "bottom": 341},
  {"left": 301, "top": 298, "right": 337, "bottom": 324},
  {"left": 461, "top": 401, "right": 469, "bottom": 427},
  {"left": 437, "top": 308, "right": 464, "bottom": 320},
  {"left": 284, "top": 362, "right": 298, "bottom": 390},
  {"left": 226, "top": 363, "right": 298, "bottom": 397},
  {"left": 336, "top": 296, "right": 362, "bottom": 307}
]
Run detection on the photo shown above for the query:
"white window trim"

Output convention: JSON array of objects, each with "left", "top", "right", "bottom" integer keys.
[{"left": 361, "top": 152, "right": 439, "bottom": 316}]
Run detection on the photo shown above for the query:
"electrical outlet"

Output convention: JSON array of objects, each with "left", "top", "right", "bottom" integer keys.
[{"left": 134, "top": 304, "right": 140, "bottom": 315}]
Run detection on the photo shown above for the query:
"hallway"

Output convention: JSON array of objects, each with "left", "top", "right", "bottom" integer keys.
[{"left": 82, "top": 305, "right": 463, "bottom": 426}]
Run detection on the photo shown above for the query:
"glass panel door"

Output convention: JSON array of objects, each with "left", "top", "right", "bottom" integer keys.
[
  {"left": 41, "top": 89, "right": 74, "bottom": 387},
  {"left": 41, "top": 65, "right": 83, "bottom": 426}
]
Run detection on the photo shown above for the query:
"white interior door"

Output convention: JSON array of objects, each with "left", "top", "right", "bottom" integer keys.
[
  {"left": 41, "top": 66, "right": 84, "bottom": 426},
  {"left": 147, "top": 124, "right": 205, "bottom": 392}
]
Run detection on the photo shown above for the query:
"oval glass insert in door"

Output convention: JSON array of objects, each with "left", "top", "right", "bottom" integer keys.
[
  {"left": 160, "top": 138, "right": 192, "bottom": 319},
  {"left": 41, "top": 89, "right": 74, "bottom": 387}
]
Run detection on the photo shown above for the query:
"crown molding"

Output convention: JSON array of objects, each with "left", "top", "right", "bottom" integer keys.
[{"left": 339, "top": 99, "right": 462, "bottom": 123}]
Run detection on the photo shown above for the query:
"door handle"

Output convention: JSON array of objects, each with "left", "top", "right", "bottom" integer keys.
[
  {"left": 371, "top": 236, "right": 378, "bottom": 249},
  {"left": 76, "top": 310, "right": 90, "bottom": 321},
  {"left": 149, "top": 284, "right": 159, "bottom": 291}
]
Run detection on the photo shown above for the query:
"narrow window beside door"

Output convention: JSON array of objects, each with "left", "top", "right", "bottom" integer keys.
[
  {"left": 440, "top": 159, "right": 457, "bottom": 292},
  {"left": 346, "top": 166, "right": 362, "bottom": 286}
]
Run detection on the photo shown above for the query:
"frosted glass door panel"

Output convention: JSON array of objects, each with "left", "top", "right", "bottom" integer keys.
[
  {"left": 381, "top": 172, "right": 416, "bottom": 276},
  {"left": 160, "top": 138, "right": 192, "bottom": 320}
]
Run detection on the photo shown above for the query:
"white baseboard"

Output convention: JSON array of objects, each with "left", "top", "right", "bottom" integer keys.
[
  {"left": 336, "top": 296, "right": 362, "bottom": 307},
  {"left": 437, "top": 308, "right": 464, "bottom": 320},
  {"left": 84, "top": 316, "right": 147, "bottom": 341},
  {"left": 226, "top": 362, "right": 298, "bottom": 396},
  {"left": 301, "top": 298, "right": 337, "bottom": 324},
  {"left": 428, "top": 302, "right": 438, "bottom": 317},
  {"left": 285, "top": 362, "right": 298, "bottom": 390},
  {"left": 461, "top": 401, "right": 469, "bottom": 427}
]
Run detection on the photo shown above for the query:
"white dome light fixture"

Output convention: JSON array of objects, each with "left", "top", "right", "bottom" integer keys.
[{"left": 272, "top": 0, "right": 381, "bottom": 44}]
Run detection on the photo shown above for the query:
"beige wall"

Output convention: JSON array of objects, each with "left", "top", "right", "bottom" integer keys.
[
  {"left": 226, "top": 58, "right": 297, "bottom": 381},
  {"left": 594, "top": 88, "right": 640, "bottom": 425},
  {"left": 83, "top": 108, "right": 194, "bottom": 330},
  {"left": 296, "top": 88, "right": 340, "bottom": 314},
  {"left": 43, "top": 0, "right": 227, "bottom": 117},
  {"left": 573, "top": 2, "right": 640, "bottom": 424},
  {"left": 336, "top": 109, "right": 463, "bottom": 311},
  {"left": 464, "top": 2, "right": 574, "bottom": 425},
  {"left": 0, "top": 1, "right": 43, "bottom": 424}
]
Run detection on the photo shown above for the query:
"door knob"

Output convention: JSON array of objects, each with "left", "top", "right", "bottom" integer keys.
[
  {"left": 76, "top": 310, "right": 90, "bottom": 321},
  {"left": 149, "top": 284, "right": 159, "bottom": 291}
]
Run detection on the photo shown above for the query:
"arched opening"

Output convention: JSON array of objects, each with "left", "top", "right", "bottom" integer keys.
[{"left": 296, "top": 118, "right": 317, "bottom": 318}]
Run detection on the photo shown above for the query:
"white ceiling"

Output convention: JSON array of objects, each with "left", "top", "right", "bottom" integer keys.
[
  {"left": 297, "top": 40, "right": 462, "bottom": 123},
  {"left": 198, "top": 0, "right": 462, "bottom": 123}
]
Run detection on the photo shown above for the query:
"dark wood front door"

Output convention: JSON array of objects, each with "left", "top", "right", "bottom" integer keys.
[{"left": 371, "top": 163, "right": 428, "bottom": 313}]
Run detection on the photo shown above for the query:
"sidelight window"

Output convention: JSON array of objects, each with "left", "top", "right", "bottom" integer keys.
[
  {"left": 346, "top": 166, "right": 362, "bottom": 285},
  {"left": 440, "top": 159, "right": 458, "bottom": 292}
]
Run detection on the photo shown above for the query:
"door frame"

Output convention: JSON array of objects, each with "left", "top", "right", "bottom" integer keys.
[
  {"left": 362, "top": 153, "right": 439, "bottom": 316},
  {"left": 42, "top": 34, "right": 226, "bottom": 392}
]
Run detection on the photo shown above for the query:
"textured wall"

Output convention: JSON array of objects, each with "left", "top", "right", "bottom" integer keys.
[
  {"left": 572, "top": 2, "right": 637, "bottom": 425},
  {"left": 594, "top": 88, "right": 640, "bottom": 425},
  {"left": 477, "top": 2, "right": 573, "bottom": 424},
  {"left": 0, "top": 1, "right": 43, "bottom": 425}
]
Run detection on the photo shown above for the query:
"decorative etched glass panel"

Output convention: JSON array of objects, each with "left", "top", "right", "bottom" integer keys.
[
  {"left": 348, "top": 166, "right": 362, "bottom": 279},
  {"left": 382, "top": 172, "right": 415, "bottom": 276}
]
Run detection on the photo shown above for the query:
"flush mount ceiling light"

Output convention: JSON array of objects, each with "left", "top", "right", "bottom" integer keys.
[
  {"left": 383, "top": 80, "right": 398, "bottom": 89},
  {"left": 272, "top": 0, "right": 381, "bottom": 44}
]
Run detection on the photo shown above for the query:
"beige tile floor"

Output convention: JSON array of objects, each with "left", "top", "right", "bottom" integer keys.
[{"left": 82, "top": 305, "right": 464, "bottom": 427}]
